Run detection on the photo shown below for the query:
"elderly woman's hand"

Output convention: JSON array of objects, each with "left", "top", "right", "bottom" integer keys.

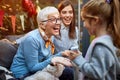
[
  {"left": 51, "top": 57, "right": 72, "bottom": 67},
  {"left": 62, "top": 50, "right": 82, "bottom": 60}
]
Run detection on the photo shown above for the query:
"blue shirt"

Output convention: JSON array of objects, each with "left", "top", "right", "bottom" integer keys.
[
  {"left": 10, "top": 29, "right": 61, "bottom": 78},
  {"left": 54, "top": 23, "right": 79, "bottom": 53},
  {"left": 73, "top": 35, "right": 120, "bottom": 80}
]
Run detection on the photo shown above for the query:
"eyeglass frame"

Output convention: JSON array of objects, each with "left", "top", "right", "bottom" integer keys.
[{"left": 41, "top": 17, "right": 61, "bottom": 24}]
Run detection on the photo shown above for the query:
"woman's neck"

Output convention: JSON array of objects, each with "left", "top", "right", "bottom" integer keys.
[
  {"left": 39, "top": 27, "right": 51, "bottom": 40},
  {"left": 62, "top": 22, "right": 69, "bottom": 28},
  {"left": 95, "top": 24, "right": 108, "bottom": 37},
  {"left": 45, "top": 31, "right": 51, "bottom": 39}
]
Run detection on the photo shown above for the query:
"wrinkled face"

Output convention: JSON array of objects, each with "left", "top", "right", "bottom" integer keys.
[
  {"left": 45, "top": 12, "right": 61, "bottom": 38},
  {"left": 60, "top": 5, "right": 73, "bottom": 26}
]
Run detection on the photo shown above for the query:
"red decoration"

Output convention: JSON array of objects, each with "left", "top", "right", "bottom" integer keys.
[
  {"left": 0, "top": 10, "right": 4, "bottom": 27},
  {"left": 10, "top": 15, "right": 16, "bottom": 34},
  {"left": 22, "top": 0, "right": 36, "bottom": 17}
]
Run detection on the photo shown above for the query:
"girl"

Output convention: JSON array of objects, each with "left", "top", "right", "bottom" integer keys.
[{"left": 63, "top": 0, "right": 120, "bottom": 80}]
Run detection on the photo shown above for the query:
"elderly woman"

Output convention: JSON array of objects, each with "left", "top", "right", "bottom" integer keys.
[{"left": 10, "top": 6, "right": 72, "bottom": 80}]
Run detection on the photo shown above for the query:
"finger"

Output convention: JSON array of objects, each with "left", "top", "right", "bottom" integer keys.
[
  {"left": 58, "top": 61, "right": 72, "bottom": 67},
  {"left": 52, "top": 62, "right": 57, "bottom": 66},
  {"left": 62, "top": 51, "right": 70, "bottom": 57},
  {"left": 61, "top": 58, "right": 72, "bottom": 66}
]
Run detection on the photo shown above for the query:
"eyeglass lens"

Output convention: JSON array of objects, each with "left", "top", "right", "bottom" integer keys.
[
  {"left": 49, "top": 18, "right": 61, "bottom": 24},
  {"left": 42, "top": 17, "right": 61, "bottom": 24}
]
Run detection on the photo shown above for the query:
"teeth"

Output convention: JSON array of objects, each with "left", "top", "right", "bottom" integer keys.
[
  {"left": 65, "top": 19, "right": 70, "bottom": 21},
  {"left": 64, "top": 19, "right": 71, "bottom": 21},
  {"left": 53, "top": 27, "right": 59, "bottom": 30}
]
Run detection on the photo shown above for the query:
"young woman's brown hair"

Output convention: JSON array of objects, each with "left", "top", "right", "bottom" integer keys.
[{"left": 58, "top": 0, "right": 76, "bottom": 39}]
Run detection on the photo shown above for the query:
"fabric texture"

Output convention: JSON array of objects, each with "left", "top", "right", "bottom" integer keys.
[
  {"left": 24, "top": 64, "right": 65, "bottom": 80},
  {"left": 0, "top": 40, "right": 18, "bottom": 69},
  {"left": 73, "top": 35, "right": 120, "bottom": 80},
  {"left": 10, "top": 29, "right": 61, "bottom": 78},
  {"left": 53, "top": 23, "right": 79, "bottom": 80},
  {"left": 54, "top": 23, "right": 79, "bottom": 53},
  {"left": 38, "top": 27, "right": 55, "bottom": 54}
]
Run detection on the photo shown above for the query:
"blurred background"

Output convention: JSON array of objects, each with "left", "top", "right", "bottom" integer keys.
[
  {"left": 0, "top": 0, "right": 90, "bottom": 56},
  {"left": 0, "top": 0, "right": 77, "bottom": 38}
]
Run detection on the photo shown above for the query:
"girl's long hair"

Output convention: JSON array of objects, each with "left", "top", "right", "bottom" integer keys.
[{"left": 81, "top": 0, "right": 120, "bottom": 48}]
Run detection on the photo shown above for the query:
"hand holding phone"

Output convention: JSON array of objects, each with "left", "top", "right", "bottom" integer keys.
[{"left": 62, "top": 49, "right": 81, "bottom": 60}]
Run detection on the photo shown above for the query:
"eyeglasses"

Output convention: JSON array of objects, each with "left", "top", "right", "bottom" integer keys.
[{"left": 42, "top": 17, "right": 61, "bottom": 24}]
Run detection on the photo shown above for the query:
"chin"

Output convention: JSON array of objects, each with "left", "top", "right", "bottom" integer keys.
[
  {"left": 64, "top": 22, "right": 71, "bottom": 26},
  {"left": 53, "top": 32, "right": 59, "bottom": 36}
]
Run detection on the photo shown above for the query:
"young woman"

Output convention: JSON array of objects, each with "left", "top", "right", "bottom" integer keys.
[
  {"left": 63, "top": 0, "right": 120, "bottom": 80},
  {"left": 54, "top": 0, "right": 79, "bottom": 53},
  {"left": 53, "top": 0, "right": 79, "bottom": 80},
  {"left": 10, "top": 6, "right": 72, "bottom": 79}
]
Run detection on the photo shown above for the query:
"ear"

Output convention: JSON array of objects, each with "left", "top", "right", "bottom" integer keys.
[
  {"left": 93, "top": 16, "right": 99, "bottom": 24},
  {"left": 39, "top": 22, "right": 46, "bottom": 30}
]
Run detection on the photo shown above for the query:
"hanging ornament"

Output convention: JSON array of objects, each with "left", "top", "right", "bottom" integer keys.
[
  {"left": 36, "top": 5, "right": 41, "bottom": 14},
  {"left": 10, "top": 15, "right": 16, "bottom": 34},
  {"left": 0, "top": 10, "right": 5, "bottom": 27},
  {"left": 22, "top": 0, "right": 37, "bottom": 17},
  {"left": 36, "top": 0, "right": 41, "bottom": 14},
  {"left": 20, "top": 15, "right": 25, "bottom": 31}
]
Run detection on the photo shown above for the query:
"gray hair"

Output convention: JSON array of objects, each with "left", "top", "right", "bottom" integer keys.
[{"left": 37, "top": 6, "right": 59, "bottom": 26}]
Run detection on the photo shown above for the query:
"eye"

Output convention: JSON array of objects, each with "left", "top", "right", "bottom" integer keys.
[
  {"left": 69, "top": 10, "right": 73, "bottom": 14},
  {"left": 50, "top": 18, "right": 56, "bottom": 21},
  {"left": 61, "top": 11, "right": 66, "bottom": 14}
]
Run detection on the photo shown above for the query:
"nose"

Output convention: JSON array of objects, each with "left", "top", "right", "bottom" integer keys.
[
  {"left": 66, "top": 12, "right": 71, "bottom": 17},
  {"left": 56, "top": 19, "right": 61, "bottom": 24}
]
